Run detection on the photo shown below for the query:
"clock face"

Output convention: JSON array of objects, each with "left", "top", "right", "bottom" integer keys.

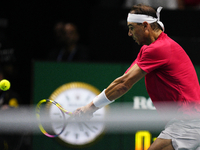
[{"left": 48, "top": 82, "right": 107, "bottom": 147}]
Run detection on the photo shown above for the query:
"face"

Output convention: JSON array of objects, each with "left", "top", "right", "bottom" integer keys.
[
  {"left": 63, "top": 24, "right": 79, "bottom": 45},
  {"left": 127, "top": 22, "right": 148, "bottom": 45}
]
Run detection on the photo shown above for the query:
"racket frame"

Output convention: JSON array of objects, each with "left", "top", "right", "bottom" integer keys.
[{"left": 36, "top": 99, "right": 72, "bottom": 138}]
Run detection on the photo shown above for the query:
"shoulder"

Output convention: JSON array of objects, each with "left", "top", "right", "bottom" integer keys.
[
  {"left": 142, "top": 33, "right": 177, "bottom": 56},
  {"left": 141, "top": 41, "right": 171, "bottom": 61}
]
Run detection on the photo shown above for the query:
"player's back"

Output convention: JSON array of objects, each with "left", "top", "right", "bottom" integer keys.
[{"left": 144, "top": 32, "right": 200, "bottom": 115}]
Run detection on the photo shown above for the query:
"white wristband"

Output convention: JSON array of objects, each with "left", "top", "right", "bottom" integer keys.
[{"left": 93, "top": 89, "right": 114, "bottom": 108}]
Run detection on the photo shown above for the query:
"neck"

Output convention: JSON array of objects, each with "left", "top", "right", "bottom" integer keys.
[{"left": 149, "top": 30, "right": 162, "bottom": 44}]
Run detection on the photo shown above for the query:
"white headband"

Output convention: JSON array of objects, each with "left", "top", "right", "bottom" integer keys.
[{"left": 127, "top": 7, "right": 164, "bottom": 32}]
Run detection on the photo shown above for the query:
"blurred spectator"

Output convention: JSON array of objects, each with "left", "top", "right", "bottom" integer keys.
[
  {"left": 123, "top": 0, "right": 178, "bottom": 9},
  {"left": 47, "top": 22, "right": 90, "bottom": 62},
  {"left": 177, "top": 0, "right": 200, "bottom": 9}
]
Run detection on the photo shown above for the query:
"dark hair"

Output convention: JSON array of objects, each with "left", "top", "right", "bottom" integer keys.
[{"left": 130, "top": 4, "right": 163, "bottom": 31}]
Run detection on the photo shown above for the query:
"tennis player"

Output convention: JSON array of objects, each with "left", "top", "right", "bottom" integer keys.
[{"left": 74, "top": 4, "right": 200, "bottom": 150}]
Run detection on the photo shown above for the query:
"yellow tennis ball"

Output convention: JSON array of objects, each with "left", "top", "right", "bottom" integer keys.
[{"left": 0, "top": 79, "right": 11, "bottom": 91}]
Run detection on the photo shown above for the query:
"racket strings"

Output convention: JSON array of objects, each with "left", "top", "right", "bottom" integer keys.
[{"left": 36, "top": 99, "right": 73, "bottom": 138}]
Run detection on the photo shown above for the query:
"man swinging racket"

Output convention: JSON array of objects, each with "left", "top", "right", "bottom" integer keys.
[{"left": 74, "top": 4, "right": 200, "bottom": 150}]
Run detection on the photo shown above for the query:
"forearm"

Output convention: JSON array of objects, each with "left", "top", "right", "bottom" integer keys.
[
  {"left": 105, "top": 76, "right": 130, "bottom": 100},
  {"left": 105, "top": 64, "right": 146, "bottom": 100},
  {"left": 92, "top": 64, "right": 146, "bottom": 108},
  {"left": 91, "top": 76, "right": 133, "bottom": 109}
]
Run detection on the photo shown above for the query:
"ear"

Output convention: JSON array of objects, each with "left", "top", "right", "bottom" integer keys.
[{"left": 142, "top": 21, "right": 149, "bottom": 30}]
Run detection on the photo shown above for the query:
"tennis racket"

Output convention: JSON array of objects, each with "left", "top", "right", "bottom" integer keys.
[{"left": 36, "top": 99, "right": 73, "bottom": 138}]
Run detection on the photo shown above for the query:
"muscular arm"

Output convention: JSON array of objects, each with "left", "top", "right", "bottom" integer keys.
[
  {"left": 105, "top": 64, "right": 147, "bottom": 100},
  {"left": 73, "top": 64, "right": 147, "bottom": 117}
]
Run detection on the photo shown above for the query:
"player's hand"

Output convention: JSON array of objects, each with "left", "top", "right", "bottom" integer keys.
[{"left": 73, "top": 102, "right": 98, "bottom": 120}]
